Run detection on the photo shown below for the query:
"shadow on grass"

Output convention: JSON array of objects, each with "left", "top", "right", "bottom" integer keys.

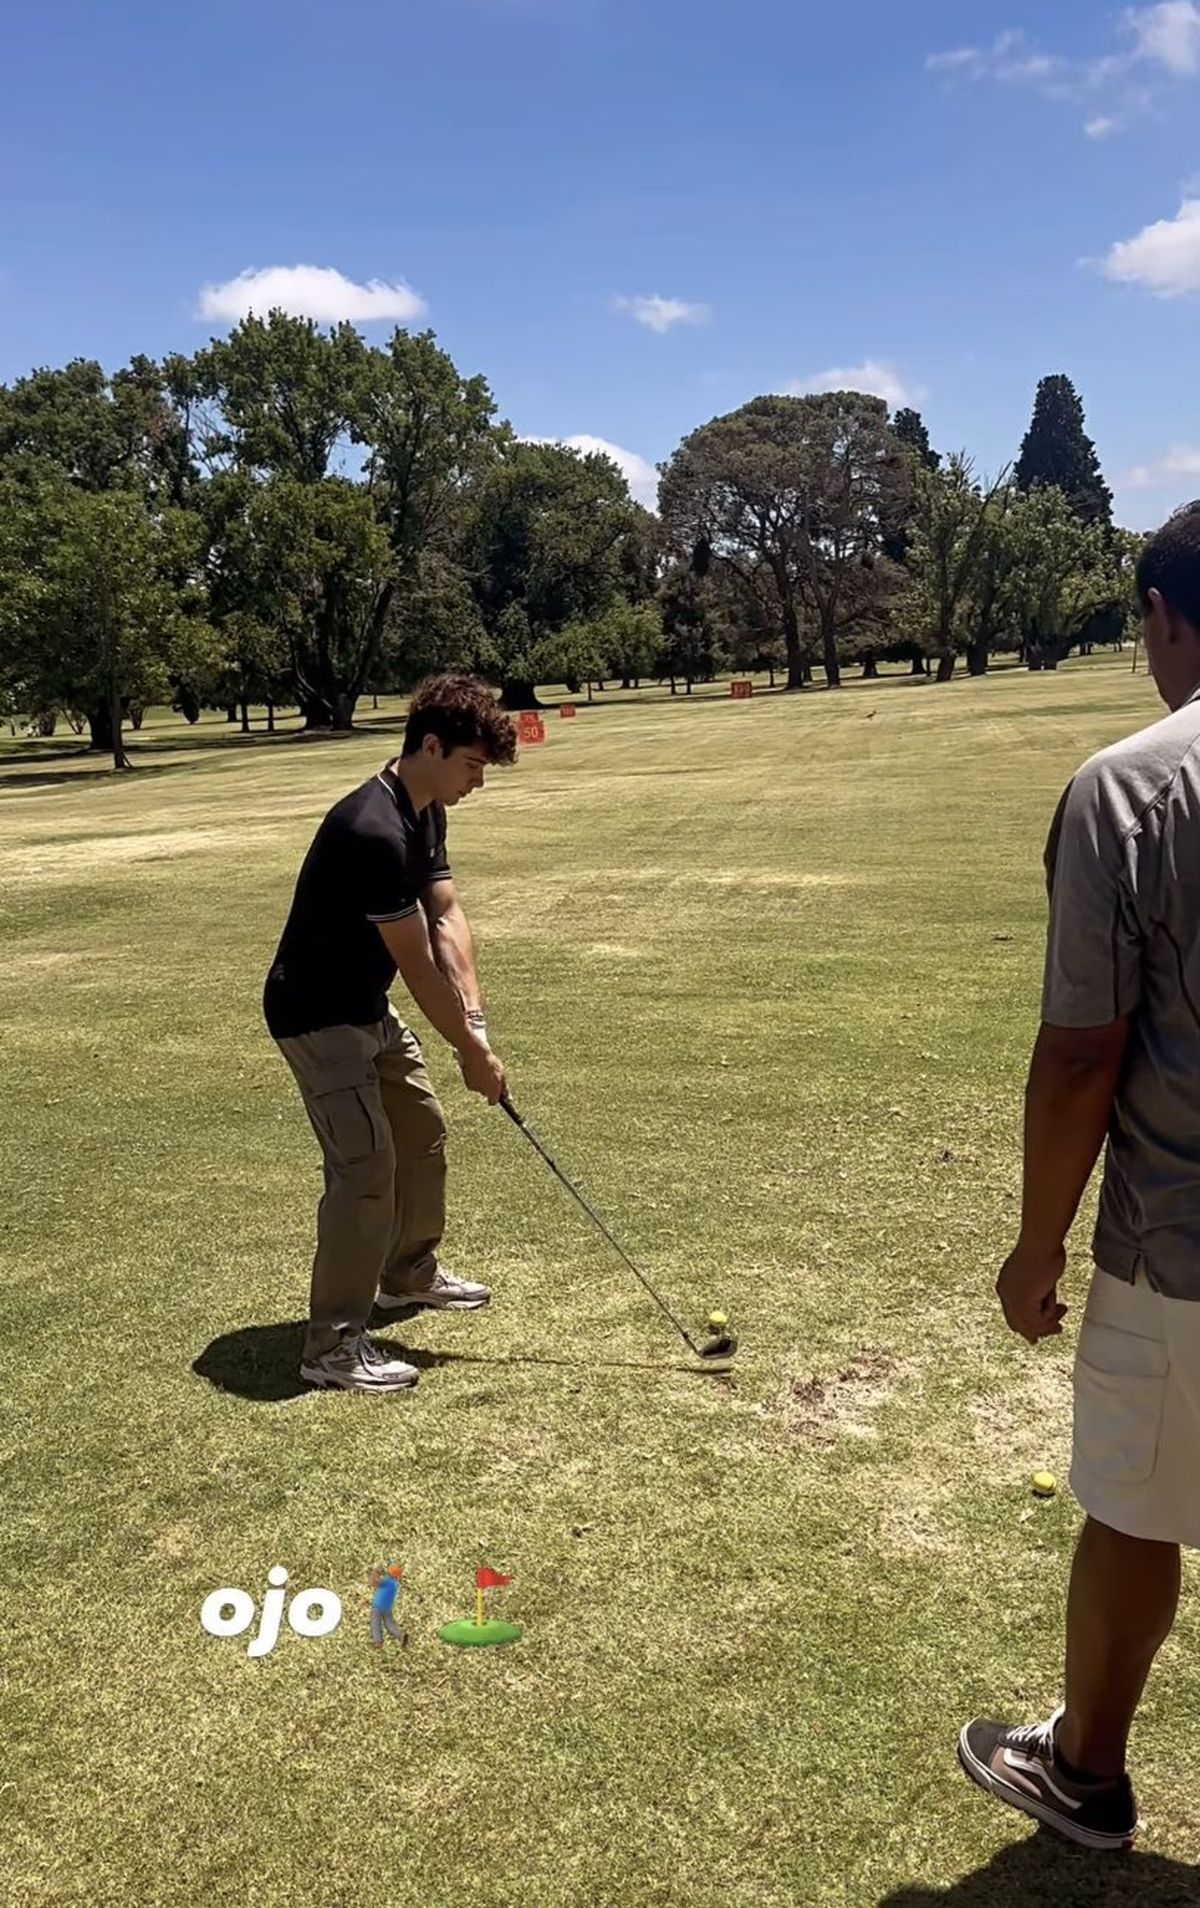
[
  {"left": 193, "top": 1320, "right": 729, "bottom": 1400},
  {"left": 191, "top": 1321, "right": 445, "bottom": 1400},
  {"left": 0, "top": 712, "right": 416, "bottom": 789},
  {"left": 879, "top": 1831, "right": 1200, "bottom": 1906}
]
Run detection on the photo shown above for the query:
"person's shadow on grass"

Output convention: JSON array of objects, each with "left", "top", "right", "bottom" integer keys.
[
  {"left": 192, "top": 1319, "right": 710, "bottom": 1400},
  {"left": 191, "top": 1321, "right": 452, "bottom": 1401},
  {"left": 878, "top": 1831, "right": 1200, "bottom": 1907}
]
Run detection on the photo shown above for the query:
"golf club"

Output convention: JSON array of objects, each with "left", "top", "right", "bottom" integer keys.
[{"left": 499, "top": 1093, "right": 738, "bottom": 1363}]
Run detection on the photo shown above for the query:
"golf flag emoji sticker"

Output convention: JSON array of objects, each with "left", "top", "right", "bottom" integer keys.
[{"left": 439, "top": 1567, "right": 522, "bottom": 1649}]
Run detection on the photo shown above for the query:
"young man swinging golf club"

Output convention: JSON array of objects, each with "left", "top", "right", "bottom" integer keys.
[
  {"left": 958, "top": 503, "right": 1200, "bottom": 1849},
  {"left": 264, "top": 675, "right": 517, "bottom": 1393}
]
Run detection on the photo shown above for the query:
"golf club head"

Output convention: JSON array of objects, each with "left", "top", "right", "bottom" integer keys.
[{"left": 698, "top": 1332, "right": 738, "bottom": 1361}]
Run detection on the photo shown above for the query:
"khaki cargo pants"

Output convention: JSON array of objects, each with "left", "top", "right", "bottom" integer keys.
[{"left": 276, "top": 1011, "right": 447, "bottom": 1360}]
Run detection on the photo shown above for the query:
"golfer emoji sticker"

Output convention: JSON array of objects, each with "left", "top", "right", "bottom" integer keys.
[
  {"left": 368, "top": 1563, "right": 408, "bottom": 1647},
  {"left": 439, "top": 1567, "right": 522, "bottom": 1648}
]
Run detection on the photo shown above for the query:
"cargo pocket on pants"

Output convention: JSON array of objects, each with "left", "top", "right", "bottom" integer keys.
[
  {"left": 1073, "top": 1319, "right": 1169, "bottom": 1486},
  {"left": 309, "top": 1085, "right": 389, "bottom": 1167}
]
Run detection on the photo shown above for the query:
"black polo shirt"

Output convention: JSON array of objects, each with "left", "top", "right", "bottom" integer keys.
[{"left": 263, "top": 764, "right": 452, "bottom": 1038}]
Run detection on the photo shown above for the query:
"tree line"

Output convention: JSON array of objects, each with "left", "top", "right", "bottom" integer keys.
[{"left": 0, "top": 315, "right": 1141, "bottom": 768}]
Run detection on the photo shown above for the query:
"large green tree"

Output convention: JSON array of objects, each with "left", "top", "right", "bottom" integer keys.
[
  {"left": 900, "top": 455, "right": 1010, "bottom": 681},
  {"left": 891, "top": 407, "right": 940, "bottom": 474},
  {"left": 1015, "top": 375, "right": 1113, "bottom": 528},
  {"left": 197, "top": 470, "right": 294, "bottom": 727},
  {"left": 378, "top": 552, "right": 486, "bottom": 692},
  {"left": 961, "top": 483, "right": 1024, "bottom": 675},
  {"left": 656, "top": 568, "right": 727, "bottom": 693},
  {"left": 659, "top": 392, "right": 907, "bottom": 690},
  {"left": 243, "top": 476, "right": 395, "bottom": 729},
  {"left": 709, "top": 562, "right": 790, "bottom": 684},
  {"left": 462, "top": 440, "right": 638, "bottom": 706},
  {"left": 197, "top": 314, "right": 363, "bottom": 483},
  {"left": 195, "top": 314, "right": 502, "bottom": 725},
  {"left": 0, "top": 355, "right": 199, "bottom": 506},
  {"left": 0, "top": 475, "right": 216, "bottom": 768},
  {"left": 354, "top": 328, "right": 502, "bottom": 641},
  {"left": 195, "top": 314, "right": 365, "bottom": 726},
  {"left": 1008, "top": 486, "right": 1114, "bottom": 668},
  {"left": 527, "top": 618, "right": 608, "bottom": 699},
  {"left": 884, "top": 407, "right": 941, "bottom": 567}
]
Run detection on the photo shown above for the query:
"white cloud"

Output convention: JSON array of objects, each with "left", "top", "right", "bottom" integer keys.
[
  {"left": 926, "top": 30, "right": 1064, "bottom": 86},
  {"left": 1115, "top": 441, "right": 1200, "bottom": 525},
  {"left": 1103, "top": 196, "right": 1200, "bottom": 294},
  {"left": 612, "top": 294, "right": 710, "bottom": 333},
  {"left": 197, "top": 264, "right": 426, "bottom": 325},
  {"left": 928, "top": 7, "right": 1200, "bottom": 135},
  {"left": 1127, "top": 1, "right": 1200, "bottom": 75},
  {"left": 1121, "top": 444, "right": 1200, "bottom": 487},
  {"left": 522, "top": 433, "right": 659, "bottom": 509},
  {"left": 788, "top": 360, "right": 922, "bottom": 410},
  {"left": 927, "top": 46, "right": 978, "bottom": 73}
]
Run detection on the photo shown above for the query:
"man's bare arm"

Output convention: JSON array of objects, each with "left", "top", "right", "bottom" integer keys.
[
  {"left": 1020, "top": 1020, "right": 1130, "bottom": 1251},
  {"left": 997, "top": 1018, "right": 1130, "bottom": 1344},
  {"left": 375, "top": 911, "right": 504, "bottom": 1103},
  {"left": 423, "top": 880, "right": 485, "bottom": 1023},
  {"left": 376, "top": 909, "right": 477, "bottom": 1050}
]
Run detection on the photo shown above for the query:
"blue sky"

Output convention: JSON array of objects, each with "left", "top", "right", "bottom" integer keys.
[{"left": 5, "top": 0, "right": 1200, "bottom": 526}]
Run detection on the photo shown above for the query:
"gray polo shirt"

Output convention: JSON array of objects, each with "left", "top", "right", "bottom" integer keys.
[{"left": 1042, "top": 684, "right": 1200, "bottom": 1300}]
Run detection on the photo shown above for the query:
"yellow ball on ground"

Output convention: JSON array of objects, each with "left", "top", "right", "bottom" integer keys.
[
  {"left": 706, "top": 1311, "right": 728, "bottom": 1333},
  {"left": 1032, "top": 1471, "right": 1058, "bottom": 1498}
]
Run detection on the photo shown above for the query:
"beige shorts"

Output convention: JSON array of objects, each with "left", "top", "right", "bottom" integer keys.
[{"left": 1071, "top": 1266, "right": 1200, "bottom": 1549}]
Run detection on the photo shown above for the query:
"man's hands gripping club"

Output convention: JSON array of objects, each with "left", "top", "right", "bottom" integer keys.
[{"left": 458, "top": 1011, "right": 506, "bottom": 1103}]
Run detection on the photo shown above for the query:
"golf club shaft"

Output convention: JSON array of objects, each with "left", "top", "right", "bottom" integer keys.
[{"left": 500, "top": 1096, "right": 700, "bottom": 1353}]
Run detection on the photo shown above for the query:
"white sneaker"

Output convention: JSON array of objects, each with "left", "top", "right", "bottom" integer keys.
[
  {"left": 300, "top": 1330, "right": 419, "bottom": 1392},
  {"left": 376, "top": 1267, "right": 491, "bottom": 1313}
]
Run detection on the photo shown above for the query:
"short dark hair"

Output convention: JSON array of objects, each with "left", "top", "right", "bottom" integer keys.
[
  {"left": 1136, "top": 502, "right": 1200, "bottom": 627},
  {"left": 402, "top": 674, "right": 517, "bottom": 765}
]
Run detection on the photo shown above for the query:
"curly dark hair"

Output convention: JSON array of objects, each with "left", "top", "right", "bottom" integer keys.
[
  {"left": 402, "top": 674, "right": 517, "bottom": 765},
  {"left": 1137, "top": 502, "right": 1200, "bottom": 628}
]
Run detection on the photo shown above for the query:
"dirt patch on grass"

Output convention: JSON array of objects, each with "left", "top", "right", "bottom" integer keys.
[
  {"left": 772, "top": 1347, "right": 896, "bottom": 1443},
  {"left": 868, "top": 1464, "right": 957, "bottom": 1557},
  {"left": 148, "top": 1522, "right": 201, "bottom": 1562},
  {"left": 968, "top": 1354, "right": 1073, "bottom": 1482}
]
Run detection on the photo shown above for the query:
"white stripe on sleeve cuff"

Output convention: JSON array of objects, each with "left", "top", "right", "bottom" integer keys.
[{"left": 366, "top": 903, "right": 421, "bottom": 923}]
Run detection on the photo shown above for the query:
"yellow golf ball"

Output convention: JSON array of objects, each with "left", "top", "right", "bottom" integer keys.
[
  {"left": 706, "top": 1311, "right": 728, "bottom": 1333},
  {"left": 1032, "top": 1471, "right": 1058, "bottom": 1498}
]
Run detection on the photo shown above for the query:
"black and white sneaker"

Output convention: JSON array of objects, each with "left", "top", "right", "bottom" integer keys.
[
  {"left": 300, "top": 1331, "right": 419, "bottom": 1393},
  {"left": 376, "top": 1267, "right": 491, "bottom": 1313},
  {"left": 958, "top": 1709, "right": 1138, "bottom": 1851}
]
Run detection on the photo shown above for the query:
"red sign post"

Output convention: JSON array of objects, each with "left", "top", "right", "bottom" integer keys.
[
  {"left": 731, "top": 680, "right": 754, "bottom": 700},
  {"left": 518, "top": 712, "right": 547, "bottom": 745}
]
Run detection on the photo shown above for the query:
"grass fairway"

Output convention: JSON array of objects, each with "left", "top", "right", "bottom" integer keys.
[{"left": 3, "top": 658, "right": 1198, "bottom": 1908}]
